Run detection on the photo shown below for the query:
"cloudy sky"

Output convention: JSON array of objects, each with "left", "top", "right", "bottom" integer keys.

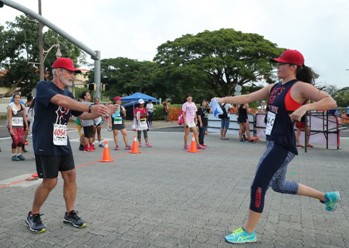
[{"left": 1, "top": 0, "right": 349, "bottom": 88}]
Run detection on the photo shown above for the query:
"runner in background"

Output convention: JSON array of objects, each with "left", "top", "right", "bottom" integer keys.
[{"left": 92, "top": 97, "right": 104, "bottom": 148}]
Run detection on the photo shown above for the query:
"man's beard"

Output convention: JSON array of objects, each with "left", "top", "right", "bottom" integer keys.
[{"left": 59, "top": 74, "right": 73, "bottom": 87}]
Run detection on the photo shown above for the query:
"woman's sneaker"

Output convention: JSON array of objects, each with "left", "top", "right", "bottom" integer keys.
[
  {"left": 17, "top": 154, "right": 25, "bottom": 161},
  {"left": 25, "top": 212, "right": 46, "bottom": 233},
  {"left": 324, "top": 192, "right": 340, "bottom": 211},
  {"left": 125, "top": 145, "right": 131, "bottom": 150},
  {"left": 12, "top": 155, "right": 20, "bottom": 161},
  {"left": 114, "top": 145, "right": 120, "bottom": 150},
  {"left": 225, "top": 227, "right": 257, "bottom": 244},
  {"left": 197, "top": 144, "right": 206, "bottom": 149},
  {"left": 145, "top": 143, "right": 152, "bottom": 147},
  {"left": 63, "top": 210, "right": 87, "bottom": 228}
]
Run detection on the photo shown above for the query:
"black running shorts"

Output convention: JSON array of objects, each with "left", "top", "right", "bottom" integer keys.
[{"left": 35, "top": 153, "right": 75, "bottom": 178}]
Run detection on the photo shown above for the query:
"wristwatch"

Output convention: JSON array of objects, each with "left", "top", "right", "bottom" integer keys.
[{"left": 88, "top": 105, "right": 92, "bottom": 113}]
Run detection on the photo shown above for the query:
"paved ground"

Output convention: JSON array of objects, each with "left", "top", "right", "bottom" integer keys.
[{"left": 0, "top": 121, "right": 348, "bottom": 248}]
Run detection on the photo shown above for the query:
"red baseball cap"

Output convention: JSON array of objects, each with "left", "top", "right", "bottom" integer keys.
[
  {"left": 114, "top": 96, "right": 121, "bottom": 101},
  {"left": 272, "top": 49, "right": 304, "bottom": 66},
  {"left": 52, "top": 58, "right": 81, "bottom": 73}
]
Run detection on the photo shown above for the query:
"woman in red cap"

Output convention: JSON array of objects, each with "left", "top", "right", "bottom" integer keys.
[{"left": 215, "top": 49, "right": 340, "bottom": 244}]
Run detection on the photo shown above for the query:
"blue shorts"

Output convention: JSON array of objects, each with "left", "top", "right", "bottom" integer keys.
[{"left": 221, "top": 118, "right": 230, "bottom": 129}]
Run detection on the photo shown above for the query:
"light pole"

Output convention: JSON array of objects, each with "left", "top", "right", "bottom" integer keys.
[
  {"left": 43, "top": 44, "right": 62, "bottom": 61},
  {"left": 38, "top": 0, "right": 45, "bottom": 80},
  {"left": 1, "top": 0, "right": 102, "bottom": 98}
]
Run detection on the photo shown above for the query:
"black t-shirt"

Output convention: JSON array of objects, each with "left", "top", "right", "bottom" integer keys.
[
  {"left": 196, "top": 107, "right": 209, "bottom": 126},
  {"left": 33, "top": 81, "right": 82, "bottom": 155}
]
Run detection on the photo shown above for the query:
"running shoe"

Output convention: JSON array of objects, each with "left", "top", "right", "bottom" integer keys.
[
  {"left": 17, "top": 154, "right": 25, "bottom": 161},
  {"left": 99, "top": 143, "right": 104, "bottom": 148},
  {"left": 225, "top": 227, "right": 257, "bottom": 244},
  {"left": 25, "top": 212, "right": 46, "bottom": 233},
  {"left": 198, "top": 144, "right": 205, "bottom": 149},
  {"left": 114, "top": 145, "right": 120, "bottom": 150},
  {"left": 139, "top": 142, "right": 142, "bottom": 147},
  {"left": 184, "top": 145, "right": 189, "bottom": 150},
  {"left": 79, "top": 144, "right": 84, "bottom": 151},
  {"left": 63, "top": 210, "right": 87, "bottom": 228},
  {"left": 324, "top": 192, "right": 340, "bottom": 211},
  {"left": 84, "top": 145, "right": 92, "bottom": 152},
  {"left": 90, "top": 143, "right": 96, "bottom": 151},
  {"left": 12, "top": 155, "right": 20, "bottom": 161},
  {"left": 145, "top": 143, "right": 152, "bottom": 147},
  {"left": 125, "top": 145, "right": 131, "bottom": 150}
]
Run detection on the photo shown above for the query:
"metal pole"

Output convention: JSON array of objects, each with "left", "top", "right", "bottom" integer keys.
[
  {"left": 94, "top": 50, "right": 101, "bottom": 99},
  {"left": 1, "top": 0, "right": 102, "bottom": 97},
  {"left": 38, "top": 0, "right": 44, "bottom": 81},
  {"left": 0, "top": 0, "right": 98, "bottom": 58}
]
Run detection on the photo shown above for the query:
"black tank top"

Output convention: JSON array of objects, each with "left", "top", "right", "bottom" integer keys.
[
  {"left": 266, "top": 80, "right": 298, "bottom": 155},
  {"left": 238, "top": 105, "right": 248, "bottom": 120}
]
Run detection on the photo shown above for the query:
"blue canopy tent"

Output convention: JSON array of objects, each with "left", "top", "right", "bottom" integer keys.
[
  {"left": 121, "top": 92, "right": 159, "bottom": 103},
  {"left": 121, "top": 92, "right": 159, "bottom": 120}
]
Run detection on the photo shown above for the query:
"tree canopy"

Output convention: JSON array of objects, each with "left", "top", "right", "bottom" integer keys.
[
  {"left": 154, "top": 28, "right": 284, "bottom": 100},
  {"left": 96, "top": 57, "right": 158, "bottom": 100},
  {"left": 0, "top": 15, "right": 83, "bottom": 96}
]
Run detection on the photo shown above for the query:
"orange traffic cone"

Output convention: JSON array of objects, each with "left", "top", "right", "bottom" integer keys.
[
  {"left": 129, "top": 135, "right": 141, "bottom": 154},
  {"left": 188, "top": 134, "right": 199, "bottom": 153},
  {"left": 99, "top": 140, "right": 113, "bottom": 162}
]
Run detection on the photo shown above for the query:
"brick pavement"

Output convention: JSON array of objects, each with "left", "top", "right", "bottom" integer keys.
[{"left": 0, "top": 122, "right": 348, "bottom": 248}]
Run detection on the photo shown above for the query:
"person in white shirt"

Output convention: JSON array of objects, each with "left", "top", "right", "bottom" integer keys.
[
  {"left": 182, "top": 94, "right": 205, "bottom": 150},
  {"left": 146, "top": 99, "right": 154, "bottom": 128}
]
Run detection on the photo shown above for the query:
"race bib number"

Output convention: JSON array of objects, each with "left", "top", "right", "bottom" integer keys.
[
  {"left": 12, "top": 117, "right": 23, "bottom": 126},
  {"left": 265, "top": 112, "right": 276, "bottom": 135},
  {"left": 53, "top": 124, "right": 68, "bottom": 146},
  {"left": 139, "top": 118, "right": 147, "bottom": 129},
  {"left": 113, "top": 117, "right": 122, "bottom": 125}
]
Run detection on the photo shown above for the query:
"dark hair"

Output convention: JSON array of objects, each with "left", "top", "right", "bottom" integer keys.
[
  {"left": 80, "top": 91, "right": 89, "bottom": 99},
  {"left": 200, "top": 99, "right": 207, "bottom": 107},
  {"left": 27, "top": 95, "right": 33, "bottom": 102},
  {"left": 296, "top": 65, "right": 315, "bottom": 85},
  {"left": 12, "top": 92, "right": 21, "bottom": 100},
  {"left": 29, "top": 98, "right": 36, "bottom": 110}
]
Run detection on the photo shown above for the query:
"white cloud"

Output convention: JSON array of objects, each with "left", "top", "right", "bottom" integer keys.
[{"left": 1, "top": 0, "right": 349, "bottom": 87}]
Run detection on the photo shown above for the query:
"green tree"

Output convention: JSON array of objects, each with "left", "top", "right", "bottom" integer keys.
[
  {"left": 94, "top": 57, "right": 158, "bottom": 100},
  {"left": 154, "top": 28, "right": 284, "bottom": 101},
  {"left": 332, "top": 87, "right": 349, "bottom": 107},
  {"left": 0, "top": 15, "right": 83, "bottom": 96}
]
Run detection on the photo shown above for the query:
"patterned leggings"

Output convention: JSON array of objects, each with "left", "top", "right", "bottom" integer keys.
[
  {"left": 10, "top": 127, "right": 25, "bottom": 148},
  {"left": 250, "top": 140, "right": 298, "bottom": 213}
]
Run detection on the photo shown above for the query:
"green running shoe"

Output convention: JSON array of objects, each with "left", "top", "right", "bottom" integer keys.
[
  {"left": 325, "top": 192, "right": 340, "bottom": 211},
  {"left": 225, "top": 227, "right": 257, "bottom": 244}
]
